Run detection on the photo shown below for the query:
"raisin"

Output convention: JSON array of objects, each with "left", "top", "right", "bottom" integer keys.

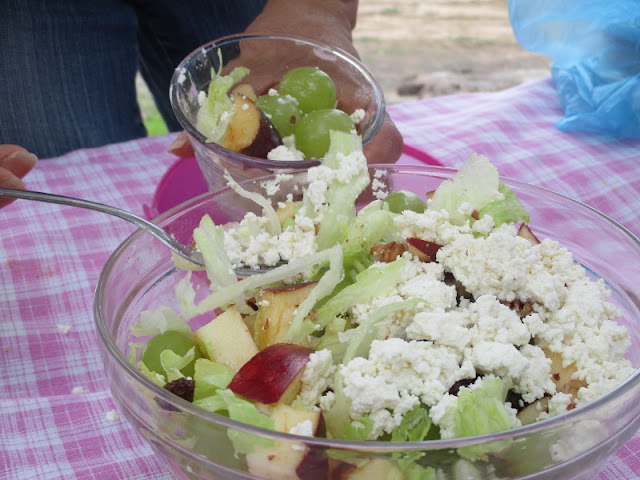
[
  {"left": 163, "top": 377, "right": 195, "bottom": 403},
  {"left": 449, "top": 376, "right": 480, "bottom": 396}
]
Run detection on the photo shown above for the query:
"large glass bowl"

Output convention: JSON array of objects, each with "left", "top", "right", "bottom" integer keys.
[
  {"left": 169, "top": 34, "right": 386, "bottom": 192},
  {"left": 95, "top": 165, "right": 640, "bottom": 480}
]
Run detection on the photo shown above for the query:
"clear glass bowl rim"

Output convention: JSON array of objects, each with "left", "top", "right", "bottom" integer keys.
[
  {"left": 168, "top": 33, "right": 387, "bottom": 169},
  {"left": 94, "top": 163, "right": 640, "bottom": 451}
]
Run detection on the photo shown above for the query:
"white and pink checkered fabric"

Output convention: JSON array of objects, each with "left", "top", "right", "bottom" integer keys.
[{"left": 1, "top": 78, "right": 639, "bottom": 479}]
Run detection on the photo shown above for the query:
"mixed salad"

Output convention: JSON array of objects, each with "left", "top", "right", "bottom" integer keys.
[
  {"left": 188, "top": 57, "right": 363, "bottom": 161},
  {"left": 129, "top": 131, "right": 634, "bottom": 479}
]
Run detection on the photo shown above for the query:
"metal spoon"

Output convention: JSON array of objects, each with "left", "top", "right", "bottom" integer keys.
[{"left": 0, "top": 187, "right": 265, "bottom": 275}]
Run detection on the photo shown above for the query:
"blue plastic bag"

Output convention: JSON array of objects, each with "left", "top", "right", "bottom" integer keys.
[{"left": 508, "top": 0, "right": 640, "bottom": 139}]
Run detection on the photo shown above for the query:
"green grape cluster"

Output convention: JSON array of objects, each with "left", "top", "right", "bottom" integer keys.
[{"left": 256, "top": 66, "right": 356, "bottom": 160}]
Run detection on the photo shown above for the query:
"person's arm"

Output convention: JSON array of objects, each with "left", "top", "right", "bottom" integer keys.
[
  {"left": 0, "top": 145, "right": 38, "bottom": 208},
  {"left": 170, "top": 0, "right": 403, "bottom": 164}
]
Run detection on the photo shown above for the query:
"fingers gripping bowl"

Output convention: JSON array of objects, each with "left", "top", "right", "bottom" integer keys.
[{"left": 95, "top": 152, "right": 640, "bottom": 479}]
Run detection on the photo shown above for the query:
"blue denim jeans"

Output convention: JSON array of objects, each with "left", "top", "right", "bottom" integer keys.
[{"left": 0, "top": 0, "right": 267, "bottom": 158}]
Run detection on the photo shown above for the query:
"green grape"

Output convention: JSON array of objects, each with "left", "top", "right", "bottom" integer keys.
[
  {"left": 278, "top": 66, "right": 337, "bottom": 114},
  {"left": 383, "top": 190, "right": 428, "bottom": 214},
  {"left": 256, "top": 93, "right": 302, "bottom": 138},
  {"left": 142, "top": 331, "right": 201, "bottom": 378},
  {"left": 294, "top": 109, "right": 355, "bottom": 159}
]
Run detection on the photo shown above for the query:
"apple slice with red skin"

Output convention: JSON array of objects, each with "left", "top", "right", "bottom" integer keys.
[
  {"left": 517, "top": 224, "right": 540, "bottom": 246},
  {"left": 228, "top": 343, "right": 314, "bottom": 405},
  {"left": 220, "top": 93, "right": 282, "bottom": 158},
  {"left": 406, "top": 237, "right": 442, "bottom": 262},
  {"left": 246, "top": 404, "right": 328, "bottom": 480}
]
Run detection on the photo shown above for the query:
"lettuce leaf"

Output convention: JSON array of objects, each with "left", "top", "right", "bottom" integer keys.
[
  {"left": 192, "top": 214, "right": 238, "bottom": 291},
  {"left": 428, "top": 153, "right": 529, "bottom": 228},
  {"left": 160, "top": 346, "right": 198, "bottom": 382},
  {"left": 194, "top": 388, "right": 275, "bottom": 455},
  {"left": 314, "top": 130, "right": 371, "bottom": 251},
  {"left": 193, "top": 358, "right": 234, "bottom": 401},
  {"left": 286, "top": 244, "right": 344, "bottom": 343},
  {"left": 130, "top": 305, "right": 194, "bottom": 340},
  {"left": 315, "top": 258, "right": 408, "bottom": 329},
  {"left": 193, "top": 245, "right": 341, "bottom": 315},
  {"left": 454, "top": 376, "right": 515, "bottom": 460},
  {"left": 478, "top": 183, "right": 530, "bottom": 226},
  {"left": 196, "top": 55, "right": 249, "bottom": 143}
]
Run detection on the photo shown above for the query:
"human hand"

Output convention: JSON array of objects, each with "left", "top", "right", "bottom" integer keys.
[
  {"left": 169, "top": 0, "right": 403, "bottom": 164},
  {"left": 0, "top": 145, "right": 38, "bottom": 208}
]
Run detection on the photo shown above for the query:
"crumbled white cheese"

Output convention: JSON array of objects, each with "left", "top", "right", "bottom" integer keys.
[
  {"left": 57, "top": 324, "right": 72, "bottom": 334},
  {"left": 106, "top": 410, "right": 119, "bottom": 422},
  {"left": 197, "top": 90, "right": 207, "bottom": 106},
  {"left": 299, "top": 349, "right": 335, "bottom": 408},
  {"left": 350, "top": 108, "right": 366, "bottom": 124},
  {"left": 340, "top": 338, "right": 467, "bottom": 438},
  {"left": 289, "top": 419, "right": 314, "bottom": 437},
  {"left": 177, "top": 68, "right": 186, "bottom": 84},
  {"left": 267, "top": 144, "right": 305, "bottom": 161},
  {"left": 261, "top": 174, "right": 293, "bottom": 196},
  {"left": 472, "top": 214, "right": 495, "bottom": 235}
]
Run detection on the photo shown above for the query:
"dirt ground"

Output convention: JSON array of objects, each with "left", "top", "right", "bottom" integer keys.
[{"left": 352, "top": 0, "right": 551, "bottom": 104}]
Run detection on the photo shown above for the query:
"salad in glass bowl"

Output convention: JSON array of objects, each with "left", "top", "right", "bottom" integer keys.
[{"left": 95, "top": 131, "right": 640, "bottom": 480}]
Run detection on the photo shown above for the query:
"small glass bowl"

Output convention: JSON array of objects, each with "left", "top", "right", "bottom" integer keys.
[
  {"left": 169, "top": 34, "right": 386, "bottom": 192},
  {"left": 95, "top": 165, "right": 640, "bottom": 480}
]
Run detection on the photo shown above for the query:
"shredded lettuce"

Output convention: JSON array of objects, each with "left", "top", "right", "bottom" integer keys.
[
  {"left": 341, "top": 299, "right": 423, "bottom": 365},
  {"left": 341, "top": 200, "right": 399, "bottom": 274},
  {"left": 131, "top": 305, "right": 194, "bottom": 340},
  {"left": 454, "top": 376, "right": 515, "bottom": 460},
  {"left": 194, "top": 388, "right": 275, "bottom": 455},
  {"left": 193, "top": 358, "right": 234, "bottom": 401},
  {"left": 343, "top": 416, "right": 375, "bottom": 441},
  {"left": 389, "top": 405, "right": 439, "bottom": 478},
  {"left": 314, "top": 131, "right": 371, "bottom": 250},
  {"left": 192, "top": 214, "right": 238, "bottom": 290},
  {"left": 286, "top": 244, "right": 344, "bottom": 343},
  {"left": 478, "top": 183, "right": 530, "bottom": 226},
  {"left": 174, "top": 272, "right": 200, "bottom": 320},
  {"left": 193, "top": 245, "right": 341, "bottom": 315},
  {"left": 196, "top": 52, "right": 249, "bottom": 143},
  {"left": 323, "top": 371, "right": 351, "bottom": 439},
  {"left": 391, "top": 404, "right": 434, "bottom": 443},
  {"left": 223, "top": 172, "right": 281, "bottom": 236},
  {"left": 428, "top": 153, "right": 530, "bottom": 229},
  {"left": 160, "top": 346, "right": 198, "bottom": 382},
  {"left": 315, "top": 258, "right": 408, "bottom": 328},
  {"left": 137, "top": 359, "right": 166, "bottom": 386}
]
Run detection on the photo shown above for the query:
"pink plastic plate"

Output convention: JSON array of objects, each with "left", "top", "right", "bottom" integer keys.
[{"left": 145, "top": 147, "right": 443, "bottom": 219}]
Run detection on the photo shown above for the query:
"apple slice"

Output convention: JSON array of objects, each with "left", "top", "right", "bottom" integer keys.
[
  {"left": 230, "top": 82, "right": 257, "bottom": 101},
  {"left": 194, "top": 307, "right": 258, "bottom": 373},
  {"left": 545, "top": 349, "right": 587, "bottom": 403},
  {"left": 246, "top": 404, "right": 327, "bottom": 480},
  {"left": 516, "top": 396, "right": 550, "bottom": 425},
  {"left": 517, "top": 224, "right": 540, "bottom": 246},
  {"left": 406, "top": 237, "right": 442, "bottom": 262},
  {"left": 276, "top": 200, "right": 302, "bottom": 228},
  {"left": 220, "top": 93, "right": 282, "bottom": 158},
  {"left": 228, "top": 343, "right": 314, "bottom": 404},
  {"left": 255, "top": 282, "right": 318, "bottom": 349}
]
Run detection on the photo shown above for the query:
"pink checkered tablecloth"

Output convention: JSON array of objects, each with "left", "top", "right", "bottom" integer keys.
[{"left": 1, "top": 78, "right": 639, "bottom": 479}]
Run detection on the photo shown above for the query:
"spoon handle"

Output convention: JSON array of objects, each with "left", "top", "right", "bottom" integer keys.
[{"left": 0, "top": 187, "right": 205, "bottom": 267}]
